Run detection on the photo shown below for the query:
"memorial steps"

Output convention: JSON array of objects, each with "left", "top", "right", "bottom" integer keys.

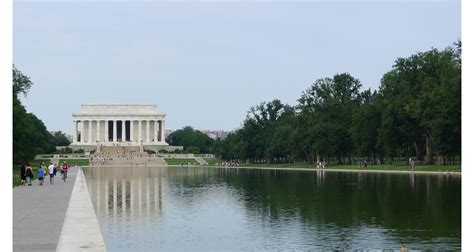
[
  {"left": 99, "top": 146, "right": 140, "bottom": 153},
  {"left": 91, "top": 149, "right": 166, "bottom": 166}
]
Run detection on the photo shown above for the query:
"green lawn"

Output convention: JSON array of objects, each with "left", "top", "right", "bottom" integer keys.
[
  {"left": 58, "top": 159, "right": 89, "bottom": 166},
  {"left": 164, "top": 158, "right": 199, "bottom": 165},
  {"left": 204, "top": 158, "right": 222, "bottom": 165},
  {"left": 13, "top": 165, "right": 24, "bottom": 187},
  {"left": 239, "top": 162, "right": 317, "bottom": 169},
  {"left": 239, "top": 163, "right": 460, "bottom": 172},
  {"left": 30, "top": 159, "right": 51, "bottom": 166}
]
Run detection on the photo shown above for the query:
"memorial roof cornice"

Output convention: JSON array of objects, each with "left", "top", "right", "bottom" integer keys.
[{"left": 72, "top": 113, "right": 165, "bottom": 115}]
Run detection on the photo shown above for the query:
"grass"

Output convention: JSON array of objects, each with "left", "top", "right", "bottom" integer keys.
[
  {"left": 164, "top": 158, "right": 199, "bottom": 165},
  {"left": 13, "top": 165, "right": 25, "bottom": 187},
  {"left": 239, "top": 162, "right": 317, "bottom": 169},
  {"left": 238, "top": 162, "right": 461, "bottom": 172},
  {"left": 58, "top": 159, "right": 89, "bottom": 166},
  {"left": 204, "top": 158, "right": 222, "bottom": 166}
]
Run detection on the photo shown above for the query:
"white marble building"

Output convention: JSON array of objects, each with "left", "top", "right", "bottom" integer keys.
[{"left": 70, "top": 105, "right": 168, "bottom": 148}]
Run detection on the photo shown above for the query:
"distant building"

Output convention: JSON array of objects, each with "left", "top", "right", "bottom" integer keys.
[
  {"left": 49, "top": 130, "right": 73, "bottom": 142},
  {"left": 165, "top": 128, "right": 173, "bottom": 139},
  {"left": 49, "top": 130, "right": 60, "bottom": 135},
  {"left": 200, "top": 130, "right": 229, "bottom": 139}
]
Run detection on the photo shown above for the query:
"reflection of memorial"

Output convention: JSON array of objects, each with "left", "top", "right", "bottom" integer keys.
[{"left": 87, "top": 166, "right": 166, "bottom": 223}]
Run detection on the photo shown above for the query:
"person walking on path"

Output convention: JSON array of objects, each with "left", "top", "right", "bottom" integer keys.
[
  {"left": 25, "top": 164, "right": 33, "bottom": 186},
  {"left": 20, "top": 163, "right": 26, "bottom": 186},
  {"left": 37, "top": 165, "right": 45, "bottom": 186},
  {"left": 61, "top": 162, "right": 69, "bottom": 182},
  {"left": 48, "top": 163, "right": 55, "bottom": 184},
  {"left": 409, "top": 158, "right": 416, "bottom": 172}
]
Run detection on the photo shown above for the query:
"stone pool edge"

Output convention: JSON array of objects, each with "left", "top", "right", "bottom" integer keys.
[{"left": 56, "top": 167, "right": 107, "bottom": 252}]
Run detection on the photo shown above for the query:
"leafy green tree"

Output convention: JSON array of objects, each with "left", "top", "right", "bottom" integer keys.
[
  {"left": 167, "top": 126, "right": 214, "bottom": 154},
  {"left": 212, "top": 41, "right": 461, "bottom": 166},
  {"left": 243, "top": 99, "right": 294, "bottom": 163},
  {"left": 52, "top": 131, "right": 71, "bottom": 146},
  {"left": 13, "top": 66, "right": 56, "bottom": 164},
  {"left": 297, "top": 73, "right": 362, "bottom": 164},
  {"left": 379, "top": 42, "right": 461, "bottom": 164},
  {"left": 350, "top": 89, "right": 382, "bottom": 162}
]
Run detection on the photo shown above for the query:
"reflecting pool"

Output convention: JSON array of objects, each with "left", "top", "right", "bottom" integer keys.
[{"left": 84, "top": 166, "right": 461, "bottom": 251}]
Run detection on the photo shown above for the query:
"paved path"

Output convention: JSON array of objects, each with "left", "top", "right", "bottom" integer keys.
[{"left": 13, "top": 167, "right": 79, "bottom": 252}]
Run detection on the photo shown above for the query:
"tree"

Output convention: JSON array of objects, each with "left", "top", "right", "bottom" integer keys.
[
  {"left": 379, "top": 42, "right": 461, "bottom": 164},
  {"left": 297, "top": 73, "right": 362, "bottom": 164},
  {"left": 212, "top": 41, "right": 461, "bottom": 166},
  {"left": 13, "top": 66, "right": 56, "bottom": 164},
  {"left": 13, "top": 65, "right": 32, "bottom": 97},
  {"left": 350, "top": 89, "right": 382, "bottom": 162},
  {"left": 52, "top": 131, "right": 71, "bottom": 146},
  {"left": 167, "top": 126, "right": 214, "bottom": 154}
]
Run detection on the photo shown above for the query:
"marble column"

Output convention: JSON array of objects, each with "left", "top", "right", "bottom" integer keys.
[
  {"left": 122, "top": 120, "right": 126, "bottom": 142},
  {"left": 146, "top": 120, "right": 150, "bottom": 143},
  {"left": 158, "top": 120, "right": 162, "bottom": 142},
  {"left": 80, "top": 121, "right": 84, "bottom": 143},
  {"left": 96, "top": 120, "right": 100, "bottom": 143},
  {"left": 105, "top": 120, "right": 109, "bottom": 143},
  {"left": 161, "top": 120, "right": 166, "bottom": 143},
  {"left": 130, "top": 120, "right": 134, "bottom": 142},
  {"left": 138, "top": 120, "right": 142, "bottom": 144},
  {"left": 88, "top": 120, "right": 92, "bottom": 143},
  {"left": 113, "top": 120, "right": 117, "bottom": 143},
  {"left": 72, "top": 120, "right": 77, "bottom": 143},
  {"left": 154, "top": 121, "right": 158, "bottom": 143}
]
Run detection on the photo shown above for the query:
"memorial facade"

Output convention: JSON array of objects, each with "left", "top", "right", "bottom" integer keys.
[{"left": 70, "top": 105, "right": 168, "bottom": 147}]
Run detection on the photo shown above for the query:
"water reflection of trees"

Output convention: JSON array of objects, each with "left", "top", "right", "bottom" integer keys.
[{"left": 218, "top": 169, "right": 460, "bottom": 242}]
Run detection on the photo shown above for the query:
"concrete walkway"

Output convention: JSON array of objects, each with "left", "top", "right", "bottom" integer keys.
[{"left": 13, "top": 167, "right": 78, "bottom": 252}]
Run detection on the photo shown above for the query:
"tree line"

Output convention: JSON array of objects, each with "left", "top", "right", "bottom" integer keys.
[
  {"left": 210, "top": 41, "right": 461, "bottom": 165},
  {"left": 13, "top": 66, "right": 71, "bottom": 165}
]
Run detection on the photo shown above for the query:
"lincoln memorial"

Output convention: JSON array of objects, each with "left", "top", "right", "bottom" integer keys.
[{"left": 70, "top": 104, "right": 169, "bottom": 150}]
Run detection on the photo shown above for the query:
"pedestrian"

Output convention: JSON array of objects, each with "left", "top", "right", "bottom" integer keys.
[
  {"left": 409, "top": 158, "right": 415, "bottom": 172},
  {"left": 20, "top": 163, "right": 26, "bottom": 186},
  {"left": 37, "top": 164, "right": 45, "bottom": 186},
  {"left": 61, "top": 162, "right": 69, "bottom": 182},
  {"left": 25, "top": 163, "right": 33, "bottom": 186},
  {"left": 48, "top": 163, "right": 55, "bottom": 184},
  {"left": 53, "top": 163, "right": 58, "bottom": 177}
]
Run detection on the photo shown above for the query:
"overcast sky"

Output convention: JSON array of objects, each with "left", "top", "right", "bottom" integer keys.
[{"left": 14, "top": 1, "right": 460, "bottom": 134}]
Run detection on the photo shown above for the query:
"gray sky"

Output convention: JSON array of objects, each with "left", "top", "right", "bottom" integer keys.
[{"left": 14, "top": 1, "right": 460, "bottom": 134}]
